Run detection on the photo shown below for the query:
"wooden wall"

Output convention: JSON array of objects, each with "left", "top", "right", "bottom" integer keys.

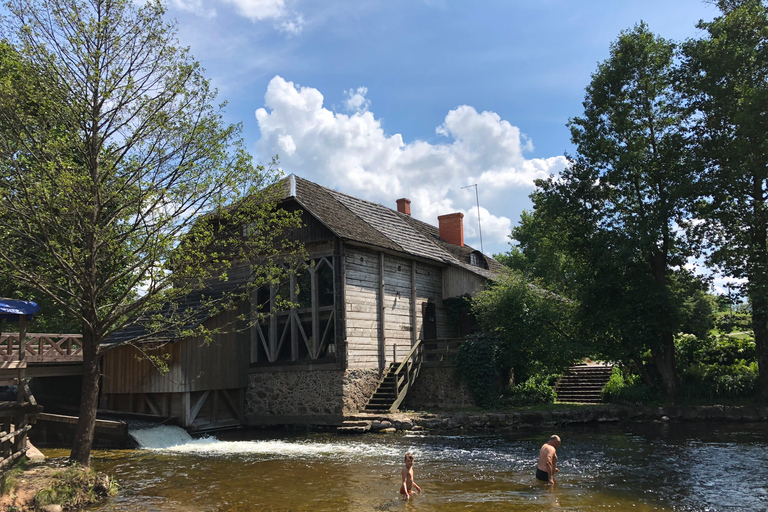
[
  {"left": 443, "top": 266, "right": 486, "bottom": 299},
  {"left": 344, "top": 246, "right": 447, "bottom": 370},
  {"left": 102, "top": 307, "right": 249, "bottom": 394},
  {"left": 344, "top": 247, "right": 380, "bottom": 368}
]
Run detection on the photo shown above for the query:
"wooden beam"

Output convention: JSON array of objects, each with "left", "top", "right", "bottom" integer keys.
[
  {"left": 311, "top": 265, "right": 320, "bottom": 359},
  {"left": 379, "top": 251, "right": 385, "bottom": 371},
  {"left": 411, "top": 261, "right": 417, "bottom": 348}
]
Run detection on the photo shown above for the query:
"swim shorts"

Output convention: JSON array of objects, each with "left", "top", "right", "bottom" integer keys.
[{"left": 536, "top": 468, "right": 550, "bottom": 482}]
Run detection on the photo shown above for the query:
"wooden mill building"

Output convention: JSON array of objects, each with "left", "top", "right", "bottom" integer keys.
[{"left": 101, "top": 175, "right": 502, "bottom": 430}]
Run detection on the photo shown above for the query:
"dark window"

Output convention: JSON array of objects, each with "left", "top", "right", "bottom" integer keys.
[{"left": 469, "top": 251, "right": 488, "bottom": 269}]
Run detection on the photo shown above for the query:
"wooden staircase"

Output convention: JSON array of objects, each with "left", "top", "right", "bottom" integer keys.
[
  {"left": 364, "top": 340, "right": 423, "bottom": 413},
  {"left": 555, "top": 364, "right": 613, "bottom": 404},
  {"left": 364, "top": 364, "right": 398, "bottom": 412}
]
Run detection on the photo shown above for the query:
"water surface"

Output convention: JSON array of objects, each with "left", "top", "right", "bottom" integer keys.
[{"left": 41, "top": 421, "right": 768, "bottom": 511}]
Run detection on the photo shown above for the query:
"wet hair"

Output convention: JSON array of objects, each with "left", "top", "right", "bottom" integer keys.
[{"left": 404, "top": 452, "right": 414, "bottom": 462}]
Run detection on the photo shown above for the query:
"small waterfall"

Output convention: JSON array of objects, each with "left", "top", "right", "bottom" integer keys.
[
  {"left": 130, "top": 425, "right": 199, "bottom": 449},
  {"left": 128, "top": 424, "right": 401, "bottom": 459}
]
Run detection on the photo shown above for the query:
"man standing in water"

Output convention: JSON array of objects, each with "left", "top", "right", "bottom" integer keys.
[{"left": 536, "top": 435, "right": 560, "bottom": 484}]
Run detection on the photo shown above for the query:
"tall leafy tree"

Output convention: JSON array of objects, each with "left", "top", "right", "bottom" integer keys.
[
  {"left": 0, "top": 0, "right": 302, "bottom": 466},
  {"left": 680, "top": 0, "right": 768, "bottom": 400},
  {"left": 532, "top": 24, "right": 696, "bottom": 394}
]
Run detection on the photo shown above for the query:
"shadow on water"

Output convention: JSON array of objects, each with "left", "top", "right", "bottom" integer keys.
[{"left": 41, "top": 421, "right": 768, "bottom": 511}]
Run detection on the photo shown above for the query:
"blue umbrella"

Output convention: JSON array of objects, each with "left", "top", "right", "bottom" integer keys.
[{"left": 0, "top": 299, "right": 41, "bottom": 322}]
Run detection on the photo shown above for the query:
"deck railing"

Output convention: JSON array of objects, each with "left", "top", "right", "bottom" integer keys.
[
  {"left": 0, "top": 333, "right": 83, "bottom": 363},
  {"left": 389, "top": 339, "right": 423, "bottom": 412},
  {"left": 421, "top": 337, "right": 465, "bottom": 364}
]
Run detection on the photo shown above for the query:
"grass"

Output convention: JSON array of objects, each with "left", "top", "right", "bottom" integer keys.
[
  {"left": 33, "top": 465, "right": 118, "bottom": 510},
  {"left": 0, "top": 457, "right": 28, "bottom": 495}
]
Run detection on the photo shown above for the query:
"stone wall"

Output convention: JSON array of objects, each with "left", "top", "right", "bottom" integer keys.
[
  {"left": 403, "top": 366, "right": 475, "bottom": 410},
  {"left": 342, "top": 368, "right": 380, "bottom": 414},
  {"left": 245, "top": 370, "right": 344, "bottom": 418},
  {"left": 245, "top": 368, "right": 382, "bottom": 421}
]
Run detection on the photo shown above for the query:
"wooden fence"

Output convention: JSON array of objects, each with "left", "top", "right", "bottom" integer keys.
[
  {"left": 0, "top": 333, "right": 83, "bottom": 364},
  {"left": 0, "top": 402, "right": 42, "bottom": 471}
]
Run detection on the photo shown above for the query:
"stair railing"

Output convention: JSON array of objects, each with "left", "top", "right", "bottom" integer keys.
[{"left": 388, "top": 339, "right": 423, "bottom": 412}]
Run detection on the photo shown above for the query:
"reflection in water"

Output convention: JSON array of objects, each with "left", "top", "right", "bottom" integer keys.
[{"left": 39, "top": 422, "right": 768, "bottom": 511}]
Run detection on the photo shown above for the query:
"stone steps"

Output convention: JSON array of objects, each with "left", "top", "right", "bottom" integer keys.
[
  {"left": 555, "top": 364, "right": 613, "bottom": 404},
  {"left": 337, "top": 420, "right": 372, "bottom": 434}
]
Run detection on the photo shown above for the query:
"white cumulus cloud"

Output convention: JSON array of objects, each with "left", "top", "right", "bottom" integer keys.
[{"left": 254, "top": 76, "right": 565, "bottom": 255}]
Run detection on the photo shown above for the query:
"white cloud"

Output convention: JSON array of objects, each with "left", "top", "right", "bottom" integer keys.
[
  {"left": 221, "top": 0, "right": 286, "bottom": 20},
  {"left": 174, "top": 0, "right": 303, "bottom": 33},
  {"left": 255, "top": 76, "right": 565, "bottom": 255},
  {"left": 169, "top": 0, "right": 217, "bottom": 17},
  {"left": 277, "top": 13, "right": 305, "bottom": 35},
  {"left": 343, "top": 87, "right": 371, "bottom": 113}
]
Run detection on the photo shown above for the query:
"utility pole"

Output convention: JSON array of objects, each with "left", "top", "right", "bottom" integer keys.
[{"left": 461, "top": 184, "right": 483, "bottom": 254}]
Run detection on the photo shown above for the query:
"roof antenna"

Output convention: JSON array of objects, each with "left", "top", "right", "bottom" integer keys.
[{"left": 461, "top": 184, "right": 483, "bottom": 254}]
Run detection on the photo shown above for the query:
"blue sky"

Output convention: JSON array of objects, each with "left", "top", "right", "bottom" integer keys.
[{"left": 169, "top": 0, "right": 719, "bottom": 262}]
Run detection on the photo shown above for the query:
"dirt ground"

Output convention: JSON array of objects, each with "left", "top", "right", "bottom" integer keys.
[{"left": 0, "top": 464, "right": 59, "bottom": 511}]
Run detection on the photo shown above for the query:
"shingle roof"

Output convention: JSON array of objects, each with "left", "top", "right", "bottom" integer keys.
[{"left": 285, "top": 175, "right": 501, "bottom": 280}]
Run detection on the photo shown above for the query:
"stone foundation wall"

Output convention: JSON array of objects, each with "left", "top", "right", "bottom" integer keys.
[
  {"left": 403, "top": 366, "right": 475, "bottom": 410},
  {"left": 342, "top": 368, "right": 380, "bottom": 414},
  {"left": 245, "top": 368, "right": 383, "bottom": 421},
  {"left": 245, "top": 370, "right": 344, "bottom": 418}
]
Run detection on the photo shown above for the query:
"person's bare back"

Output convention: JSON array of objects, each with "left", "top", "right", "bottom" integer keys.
[
  {"left": 536, "top": 435, "right": 561, "bottom": 484},
  {"left": 400, "top": 452, "right": 422, "bottom": 499}
]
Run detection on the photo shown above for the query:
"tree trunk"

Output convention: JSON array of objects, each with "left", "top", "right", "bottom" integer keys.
[
  {"left": 652, "top": 332, "right": 677, "bottom": 396},
  {"left": 69, "top": 332, "right": 101, "bottom": 466},
  {"left": 751, "top": 295, "right": 768, "bottom": 403}
]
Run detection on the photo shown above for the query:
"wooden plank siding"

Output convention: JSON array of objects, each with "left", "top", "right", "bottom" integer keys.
[
  {"left": 102, "top": 306, "right": 249, "bottom": 395},
  {"left": 344, "top": 247, "right": 381, "bottom": 368},
  {"left": 344, "top": 246, "right": 448, "bottom": 370},
  {"left": 443, "top": 265, "right": 487, "bottom": 299}
]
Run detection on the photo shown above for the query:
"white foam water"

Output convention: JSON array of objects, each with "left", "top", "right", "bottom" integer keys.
[{"left": 128, "top": 425, "right": 401, "bottom": 459}]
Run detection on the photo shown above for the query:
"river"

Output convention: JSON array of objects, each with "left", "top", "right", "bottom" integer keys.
[{"left": 40, "top": 421, "right": 768, "bottom": 511}]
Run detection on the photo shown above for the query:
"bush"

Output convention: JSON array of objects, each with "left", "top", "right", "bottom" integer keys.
[
  {"left": 501, "top": 375, "right": 556, "bottom": 407},
  {"left": 453, "top": 335, "right": 503, "bottom": 408},
  {"left": 601, "top": 367, "right": 658, "bottom": 405},
  {"left": 679, "top": 361, "right": 757, "bottom": 400},
  {"left": 676, "top": 333, "right": 757, "bottom": 400}
]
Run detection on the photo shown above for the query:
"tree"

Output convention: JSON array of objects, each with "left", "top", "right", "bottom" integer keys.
[
  {"left": 531, "top": 24, "right": 697, "bottom": 395},
  {"left": 0, "top": 0, "right": 302, "bottom": 466},
  {"left": 462, "top": 271, "right": 582, "bottom": 406},
  {"left": 680, "top": 0, "right": 768, "bottom": 401},
  {"left": 494, "top": 209, "right": 577, "bottom": 298}
]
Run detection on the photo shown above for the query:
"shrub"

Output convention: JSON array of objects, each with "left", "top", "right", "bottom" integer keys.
[
  {"left": 502, "top": 375, "right": 556, "bottom": 407},
  {"left": 601, "top": 367, "right": 658, "bottom": 405},
  {"left": 453, "top": 335, "right": 502, "bottom": 408},
  {"left": 679, "top": 361, "right": 757, "bottom": 399}
]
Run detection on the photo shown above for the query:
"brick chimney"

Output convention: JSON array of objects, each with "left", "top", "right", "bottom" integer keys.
[
  {"left": 438, "top": 212, "right": 464, "bottom": 247},
  {"left": 396, "top": 198, "right": 411, "bottom": 216}
]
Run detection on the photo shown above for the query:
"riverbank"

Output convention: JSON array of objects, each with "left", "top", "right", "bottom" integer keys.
[{"left": 342, "top": 404, "right": 768, "bottom": 433}]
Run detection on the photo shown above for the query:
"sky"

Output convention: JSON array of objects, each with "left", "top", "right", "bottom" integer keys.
[{"left": 167, "top": 1, "right": 726, "bottom": 281}]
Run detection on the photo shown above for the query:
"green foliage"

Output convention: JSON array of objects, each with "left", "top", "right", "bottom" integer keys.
[
  {"left": 453, "top": 334, "right": 503, "bottom": 408},
  {"left": 34, "top": 466, "right": 118, "bottom": 509},
  {"left": 501, "top": 375, "right": 557, "bottom": 407},
  {"left": 679, "top": 0, "right": 768, "bottom": 399},
  {"left": 457, "top": 272, "right": 584, "bottom": 409},
  {"left": 601, "top": 367, "right": 659, "bottom": 405},
  {"left": 676, "top": 333, "right": 758, "bottom": 399}
]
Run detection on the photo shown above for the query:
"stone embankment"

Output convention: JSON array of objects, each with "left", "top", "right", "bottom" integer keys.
[{"left": 338, "top": 405, "right": 768, "bottom": 434}]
